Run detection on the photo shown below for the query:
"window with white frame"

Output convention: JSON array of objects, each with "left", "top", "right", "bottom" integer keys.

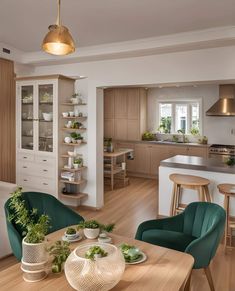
[{"left": 158, "top": 100, "right": 202, "bottom": 134}]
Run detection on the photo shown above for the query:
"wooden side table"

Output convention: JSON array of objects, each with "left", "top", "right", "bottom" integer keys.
[
  {"left": 217, "top": 183, "right": 235, "bottom": 249},
  {"left": 169, "top": 174, "right": 211, "bottom": 216}
]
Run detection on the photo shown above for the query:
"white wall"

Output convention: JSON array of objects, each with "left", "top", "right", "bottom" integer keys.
[
  {"left": 147, "top": 85, "right": 235, "bottom": 145},
  {"left": 16, "top": 45, "right": 235, "bottom": 207}
]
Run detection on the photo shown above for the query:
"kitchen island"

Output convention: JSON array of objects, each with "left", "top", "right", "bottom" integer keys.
[{"left": 159, "top": 155, "right": 235, "bottom": 216}]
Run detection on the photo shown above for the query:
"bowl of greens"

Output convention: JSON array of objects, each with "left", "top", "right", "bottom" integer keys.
[{"left": 119, "top": 243, "right": 146, "bottom": 264}]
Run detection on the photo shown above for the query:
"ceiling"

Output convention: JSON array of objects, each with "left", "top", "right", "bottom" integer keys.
[{"left": 1, "top": 0, "right": 235, "bottom": 52}]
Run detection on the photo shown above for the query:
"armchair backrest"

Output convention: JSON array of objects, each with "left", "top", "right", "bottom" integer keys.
[
  {"left": 183, "top": 202, "right": 225, "bottom": 268},
  {"left": 183, "top": 202, "right": 225, "bottom": 239}
]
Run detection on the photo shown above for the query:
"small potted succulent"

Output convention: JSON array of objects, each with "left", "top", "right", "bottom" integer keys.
[
  {"left": 65, "top": 227, "right": 78, "bottom": 240},
  {"left": 48, "top": 240, "right": 71, "bottom": 273},
  {"left": 77, "top": 220, "right": 115, "bottom": 239}
]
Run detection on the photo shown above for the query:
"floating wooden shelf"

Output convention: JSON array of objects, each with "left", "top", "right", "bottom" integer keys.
[
  {"left": 61, "top": 103, "right": 87, "bottom": 106},
  {"left": 61, "top": 166, "right": 87, "bottom": 172},
  {"left": 62, "top": 141, "right": 87, "bottom": 146},
  {"left": 39, "top": 102, "right": 53, "bottom": 105},
  {"left": 61, "top": 116, "right": 87, "bottom": 120},
  {"left": 61, "top": 154, "right": 83, "bottom": 158},
  {"left": 59, "top": 192, "right": 88, "bottom": 200},
  {"left": 62, "top": 128, "right": 87, "bottom": 131},
  {"left": 60, "top": 179, "right": 86, "bottom": 185}
]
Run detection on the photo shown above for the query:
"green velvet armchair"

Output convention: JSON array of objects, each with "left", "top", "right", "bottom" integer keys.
[
  {"left": 135, "top": 202, "right": 226, "bottom": 291},
  {"left": 4, "top": 191, "right": 84, "bottom": 261}
]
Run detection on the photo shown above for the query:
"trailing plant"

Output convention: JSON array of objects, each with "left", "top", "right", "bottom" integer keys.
[
  {"left": 85, "top": 246, "right": 108, "bottom": 260},
  {"left": 8, "top": 187, "right": 50, "bottom": 244},
  {"left": 48, "top": 240, "right": 71, "bottom": 273},
  {"left": 74, "top": 157, "right": 83, "bottom": 165},
  {"left": 77, "top": 220, "right": 115, "bottom": 232}
]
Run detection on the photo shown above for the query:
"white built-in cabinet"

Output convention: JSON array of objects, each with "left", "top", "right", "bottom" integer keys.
[{"left": 16, "top": 77, "right": 58, "bottom": 196}]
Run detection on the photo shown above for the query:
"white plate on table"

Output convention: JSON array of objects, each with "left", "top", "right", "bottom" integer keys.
[
  {"left": 62, "top": 235, "right": 83, "bottom": 243},
  {"left": 125, "top": 251, "right": 147, "bottom": 265}
]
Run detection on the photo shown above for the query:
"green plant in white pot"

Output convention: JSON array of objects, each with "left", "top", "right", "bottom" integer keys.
[
  {"left": 8, "top": 188, "right": 50, "bottom": 282},
  {"left": 77, "top": 220, "right": 115, "bottom": 239},
  {"left": 73, "top": 157, "right": 83, "bottom": 169}
]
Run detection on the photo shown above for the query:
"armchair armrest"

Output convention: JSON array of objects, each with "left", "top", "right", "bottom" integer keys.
[
  {"left": 135, "top": 213, "right": 185, "bottom": 240},
  {"left": 185, "top": 226, "right": 223, "bottom": 269}
]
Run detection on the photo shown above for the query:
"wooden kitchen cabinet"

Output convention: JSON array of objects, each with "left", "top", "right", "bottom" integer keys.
[
  {"left": 134, "top": 144, "right": 151, "bottom": 174},
  {"left": 114, "top": 119, "right": 128, "bottom": 140},
  {"left": 127, "top": 88, "right": 140, "bottom": 119},
  {"left": 167, "top": 145, "right": 188, "bottom": 157},
  {"left": 104, "top": 88, "right": 147, "bottom": 140},
  {"left": 187, "top": 146, "right": 208, "bottom": 158},
  {"left": 104, "top": 119, "right": 114, "bottom": 138},
  {"left": 150, "top": 145, "right": 169, "bottom": 175},
  {"left": 114, "top": 89, "right": 128, "bottom": 119},
  {"left": 104, "top": 89, "right": 114, "bottom": 119}
]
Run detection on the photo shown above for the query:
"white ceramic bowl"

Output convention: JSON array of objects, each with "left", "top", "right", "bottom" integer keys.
[
  {"left": 62, "top": 112, "right": 69, "bottom": 118},
  {"left": 65, "top": 231, "right": 78, "bottom": 240},
  {"left": 42, "top": 112, "right": 53, "bottom": 121},
  {"left": 68, "top": 151, "right": 77, "bottom": 157},
  {"left": 64, "top": 137, "right": 72, "bottom": 144}
]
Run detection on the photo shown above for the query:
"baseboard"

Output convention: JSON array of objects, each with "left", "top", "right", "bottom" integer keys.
[{"left": 127, "top": 172, "right": 157, "bottom": 180}]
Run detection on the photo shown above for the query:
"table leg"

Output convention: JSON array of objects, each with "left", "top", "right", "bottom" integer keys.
[
  {"left": 224, "top": 195, "right": 229, "bottom": 250},
  {"left": 111, "top": 157, "right": 114, "bottom": 191}
]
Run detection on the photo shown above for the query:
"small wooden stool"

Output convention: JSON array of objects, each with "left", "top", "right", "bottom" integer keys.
[
  {"left": 217, "top": 183, "right": 235, "bottom": 249},
  {"left": 169, "top": 174, "right": 211, "bottom": 216}
]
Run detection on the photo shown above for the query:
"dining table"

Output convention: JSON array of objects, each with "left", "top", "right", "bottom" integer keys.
[{"left": 0, "top": 227, "right": 194, "bottom": 291}]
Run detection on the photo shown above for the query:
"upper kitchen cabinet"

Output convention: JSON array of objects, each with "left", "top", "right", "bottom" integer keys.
[
  {"left": 104, "top": 87, "right": 147, "bottom": 141},
  {"left": 114, "top": 88, "right": 128, "bottom": 118},
  {"left": 104, "top": 89, "right": 115, "bottom": 119}
]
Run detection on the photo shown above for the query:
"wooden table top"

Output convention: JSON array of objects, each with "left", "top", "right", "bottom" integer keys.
[
  {"left": 0, "top": 228, "right": 194, "bottom": 291},
  {"left": 103, "top": 149, "right": 133, "bottom": 158}
]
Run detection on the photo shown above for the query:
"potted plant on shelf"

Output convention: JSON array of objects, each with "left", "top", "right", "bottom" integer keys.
[
  {"left": 70, "top": 132, "right": 84, "bottom": 144},
  {"left": 77, "top": 220, "right": 115, "bottom": 239},
  {"left": 8, "top": 187, "right": 51, "bottom": 282},
  {"left": 73, "top": 157, "right": 83, "bottom": 169},
  {"left": 48, "top": 240, "right": 71, "bottom": 273}
]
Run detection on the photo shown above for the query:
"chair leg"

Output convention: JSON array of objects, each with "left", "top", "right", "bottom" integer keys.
[
  {"left": 204, "top": 266, "right": 215, "bottom": 291},
  {"left": 170, "top": 183, "right": 177, "bottom": 216}
]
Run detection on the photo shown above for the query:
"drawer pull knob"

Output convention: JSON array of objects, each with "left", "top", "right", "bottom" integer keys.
[
  {"left": 23, "top": 157, "right": 27, "bottom": 159},
  {"left": 43, "top": 169, "right": 48, "bottom": 172},
  {"left": 23, "top": 166, "right": 27, "bottom": 169},
  {"left": 23, "top": 179, "right": 28, "bottom": 182},
  {"left": 43, "top": 183, "right": 48, "bottom": 185},
  {"left": 43, "top": 159, "right": 47, "bottom": 162}
]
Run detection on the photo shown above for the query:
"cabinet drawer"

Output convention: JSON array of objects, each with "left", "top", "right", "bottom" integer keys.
[
  {"left": 17, "top": 175, "right": 55, "bottom": 194},
  {"left": 17, "top": 161, "right": 55, "bottom": 179},
  {"left": 35, "top": 156, "right": 55, "bottom": 165},
  {"left": 18, "top": 152, "right": 35, "bottom": 162}
]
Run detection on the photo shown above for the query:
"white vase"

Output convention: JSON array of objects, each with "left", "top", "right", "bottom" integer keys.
[
  {"left": 21, "top": 238, "right": 48, "bottom": 282},
  {"left": 83, "top": 228, "right": 100, "bottom": 239},
  {"left": 65, "top": 243, "right": 125, "bottom": 291}
]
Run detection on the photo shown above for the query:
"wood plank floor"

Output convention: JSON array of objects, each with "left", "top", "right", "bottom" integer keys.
[{"left": 1, "top": 177, "right": 234, "bottom": 290}]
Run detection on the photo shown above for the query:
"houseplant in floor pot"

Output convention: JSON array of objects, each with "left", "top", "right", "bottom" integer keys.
[{"left": 8, "top": 188, "right": 50, "bottom": 282}]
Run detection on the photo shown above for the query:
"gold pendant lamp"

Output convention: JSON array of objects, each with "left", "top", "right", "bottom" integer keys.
[{"left": 42, "top": 0, "right": 75, "bottom": 56}]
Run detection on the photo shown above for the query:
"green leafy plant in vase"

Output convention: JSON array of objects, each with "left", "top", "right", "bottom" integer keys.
[
  {"left": 73, "top": 157, "right": 83, "bottom": 169},
  {"left": 8, "top": 187, "right": 51, "bottom": 281},
  {"left": 48, "top": 240, "right": 71, "bottom": 273},
  {"left": 85, "top": 245, "right": 108, "bottom": 260}
]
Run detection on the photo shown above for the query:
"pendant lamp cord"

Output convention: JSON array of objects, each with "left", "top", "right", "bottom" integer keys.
[{"left": 56, "top": 0, "right": 61, "bottom": 26}]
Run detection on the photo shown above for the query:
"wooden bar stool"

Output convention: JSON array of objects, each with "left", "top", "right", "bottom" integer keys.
[
  {"left": 217, "top": 183, "right": 235, "bottom": 249},
  {"left": 169, "top": 174, "right": 211, "bottom": 216}
]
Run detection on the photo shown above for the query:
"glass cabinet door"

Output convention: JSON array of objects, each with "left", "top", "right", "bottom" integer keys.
[
  {"left": 38, "top": 84, "right": 54, "bottom": 152},
  {"left": 21, "top": 85, "right": 34, "bottom": 150}
]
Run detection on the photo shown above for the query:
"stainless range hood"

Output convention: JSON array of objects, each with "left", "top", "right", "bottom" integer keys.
[{"left": 206, "top": 84, "right": 235, "bottom": 116}]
